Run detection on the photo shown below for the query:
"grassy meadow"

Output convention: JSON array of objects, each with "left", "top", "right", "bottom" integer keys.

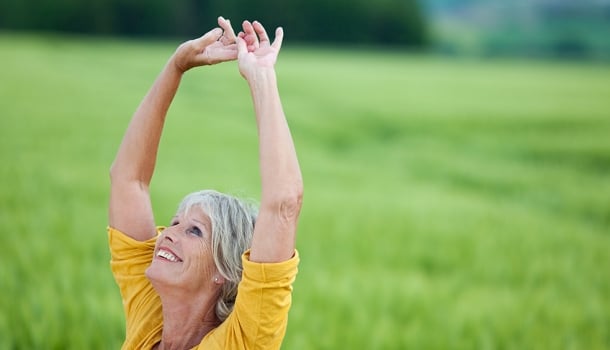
[{"left": 0, "top": 32, "right": 609, "bottom": 349}]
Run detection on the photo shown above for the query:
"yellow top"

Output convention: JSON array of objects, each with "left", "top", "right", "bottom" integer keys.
[{"left": 108, "top": 227, "right": 299, "bottom": 350}]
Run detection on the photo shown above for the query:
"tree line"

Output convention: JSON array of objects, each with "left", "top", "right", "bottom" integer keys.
[{"left": 0, "top": 0, "right": 427, "bottom": 46}]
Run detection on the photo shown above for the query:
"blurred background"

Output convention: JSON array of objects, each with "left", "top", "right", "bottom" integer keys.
[
  {"left": 1, "top": 0, "right": 610, "bottom": 58},
  {"left": 1, "top": 0, "right": 609, "bottom": 349}
]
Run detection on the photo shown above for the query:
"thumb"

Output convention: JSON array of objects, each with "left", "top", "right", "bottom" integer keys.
[
  {"left": 196, "top": 28, "right": 223, "bottom": 49},
  {"left": 271, "top": 27, "right": 284, "bottom": 50},
  {"left": 236, "top": 34, "right": 248, "bottom": 57}
]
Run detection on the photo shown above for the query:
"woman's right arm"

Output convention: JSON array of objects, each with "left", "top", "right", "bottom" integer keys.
[
  {"left": 109, "top": 18, "right": 237, "bottom": 241},
  {"left": 108, "top": 61, "right": 181, "bottom": 241}
]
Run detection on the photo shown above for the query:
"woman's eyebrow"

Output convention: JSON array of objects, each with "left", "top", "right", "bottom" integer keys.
[{"left": 193, "top": 218, "right": 211, "bottom": 231}]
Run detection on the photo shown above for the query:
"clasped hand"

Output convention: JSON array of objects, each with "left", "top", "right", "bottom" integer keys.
[{"left": 171, "top": 16, "right": 282, "bottom": 80}]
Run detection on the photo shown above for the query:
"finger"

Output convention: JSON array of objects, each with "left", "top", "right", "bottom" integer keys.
[
  {"left": 271, "top": 27, "right": 284, "bottom": 51},
  {"left": 242, "top": 20, "right": 259, "bottom": 49},
  {"left": 237, "top": 32, "right": 255, "bottom": 52},
  {"left": 242, "top": 20, "right": 255, "bottom": 36},
  {"left": 195, "top": 27, "right": 223, "bottom": 49},
  {"left": 252, "top": 21, "right": 270, "bottom": 45},
  {"left": 236, "top": 35, "right": 248, "bottom": 57},
  {"left": 218, "top": 16, "right": 236, "bottom": 42},
  {"left": 214, "top": 45, "right": 239, "bottom": 61},
  {"left": 199, "top": 44, "right": 238, "bottom": 66},
  {"left": 241, "top": 33, "right": 258, "bottom": 52}
]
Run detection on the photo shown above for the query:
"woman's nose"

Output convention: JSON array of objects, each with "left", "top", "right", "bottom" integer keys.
[{"left": 163, "top": 228, "right": 177, "bottom": 243}]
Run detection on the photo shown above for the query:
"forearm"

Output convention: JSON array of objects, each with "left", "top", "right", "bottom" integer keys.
[
  {"left": 250, "top": 69, "right": 302, "bottom": 204},
  {"left": 110, "top": 61, "right": 183, "bottom": 184}
]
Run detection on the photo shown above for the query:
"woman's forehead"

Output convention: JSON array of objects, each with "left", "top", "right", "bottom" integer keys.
[{"left": 178, "top": 205, "right": 212, "bottom": 229}]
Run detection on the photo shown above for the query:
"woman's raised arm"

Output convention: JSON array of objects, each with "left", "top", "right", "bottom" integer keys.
[
  {"left": 109, "top": 18, "right": 237, "bottom": 241},
  {"left": 237, "top": 21, "right": 303, "bottom": 263}
]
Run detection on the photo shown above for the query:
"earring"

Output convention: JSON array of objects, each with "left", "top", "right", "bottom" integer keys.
[{"left": 214, "top": 277, "right": 219, "bottom": 283}]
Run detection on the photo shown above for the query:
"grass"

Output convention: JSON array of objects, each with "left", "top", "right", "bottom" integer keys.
[{"left": 0, "top": 32, "right": 609, "bottom": 349}]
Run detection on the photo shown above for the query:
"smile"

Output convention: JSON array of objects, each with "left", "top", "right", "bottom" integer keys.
[{"left": 156, "top": 248, "right": 182, "bottom": 262}]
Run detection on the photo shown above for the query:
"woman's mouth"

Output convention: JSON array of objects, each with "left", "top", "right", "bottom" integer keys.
[{"left": 156, "top": 248, "right": 183, "bottom": 262}]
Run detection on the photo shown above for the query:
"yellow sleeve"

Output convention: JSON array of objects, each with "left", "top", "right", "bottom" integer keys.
[
  {"left": 108, "top": 226, "right": 164, "bottom": 350},
  {"left": 199, "top": 250, "right": 300, "bottom": 350}
]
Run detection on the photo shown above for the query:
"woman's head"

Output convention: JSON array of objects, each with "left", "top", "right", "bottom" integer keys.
[{"left": 176, "top": 190, "right": 257, "bottom": 320}]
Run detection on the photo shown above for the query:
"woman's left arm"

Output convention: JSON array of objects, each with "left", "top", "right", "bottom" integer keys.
[{"left": 237, "top": 21, "right": 303, "bottom": 263}]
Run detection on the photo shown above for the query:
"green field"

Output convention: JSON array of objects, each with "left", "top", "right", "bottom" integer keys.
[{"left": 1, "top": 32, "right": 609, "bottom": 349}]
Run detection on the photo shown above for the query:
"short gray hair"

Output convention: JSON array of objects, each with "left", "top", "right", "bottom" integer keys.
[{"left": 177, "top": 189, "right": 257, "bottom": 321}]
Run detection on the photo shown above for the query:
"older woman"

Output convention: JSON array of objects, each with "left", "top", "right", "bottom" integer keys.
[{"left": 108, "top": 17, "right": 303, "bottom": 349}]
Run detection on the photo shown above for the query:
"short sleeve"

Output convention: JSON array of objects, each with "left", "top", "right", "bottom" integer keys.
[
  {"left": 108, "top": 226, "right": 164, "bottom": 350},
  {"left": 200, "top": 250, "right": 299, "bottom": 349}
]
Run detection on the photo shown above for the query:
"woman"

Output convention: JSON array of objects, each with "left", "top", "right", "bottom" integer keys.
[{"left": 108, "top": 17, "right": 303, "bottom": 349}]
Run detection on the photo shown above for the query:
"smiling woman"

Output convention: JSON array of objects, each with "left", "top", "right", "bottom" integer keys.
[
  {"left": 148, "top": 190, "right": 258, "bottom": 321},
  {"left": 107, "top": 16, "right": 303, "bottom": 350}
]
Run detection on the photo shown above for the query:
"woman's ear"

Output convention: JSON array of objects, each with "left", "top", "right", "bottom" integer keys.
[{"left": 213, "top": 274, "right": 225, "bottom": 285}]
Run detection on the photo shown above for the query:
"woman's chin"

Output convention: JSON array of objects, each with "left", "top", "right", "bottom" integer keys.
[{"left": 146, "top": 262, "right": 179, "bottom": 287}]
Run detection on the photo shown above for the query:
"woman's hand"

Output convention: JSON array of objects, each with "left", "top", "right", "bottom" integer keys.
[
  {"left": 236, "top": 20, "right": 283, "bottom": 81},
  {"left": 172, "top": 16, "right": 238, "bottom": 73}
]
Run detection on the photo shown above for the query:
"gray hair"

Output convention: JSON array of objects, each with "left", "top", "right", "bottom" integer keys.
[{"left": 177, "top": 189, "right": 257, "bottom": 321}]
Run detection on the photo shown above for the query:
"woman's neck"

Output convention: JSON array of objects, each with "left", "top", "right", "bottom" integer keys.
[{"left": 156, "top": 292, "right": 220, "bottom": 350}]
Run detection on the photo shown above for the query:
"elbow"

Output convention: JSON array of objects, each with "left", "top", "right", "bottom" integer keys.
[
  {"left": 265, "top": 181, "right": 304, "bottom": 223},
  {"left": 109, "top": 161, "right": 140, "bottom": 187},
  {"left": 280, "top": 189, "right": 303, "bottom": 224},
  {"left": 285, "top": 182, "right": 304, "bottom": 221},
  {"left": 109, "top": 158, "right": 142, "bottom": 182}
]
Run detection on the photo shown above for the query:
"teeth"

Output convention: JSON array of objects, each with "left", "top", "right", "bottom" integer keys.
[{"left": 157, "top": 249, "right": 179, "bottom": 262}]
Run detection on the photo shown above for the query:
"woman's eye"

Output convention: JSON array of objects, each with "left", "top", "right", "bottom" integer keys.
[
  {"left": 188, "top": 226, "right": 202, "bottom": 237},
  {"left": 170, "top": 221, "right": 179, "bottom": 226}
]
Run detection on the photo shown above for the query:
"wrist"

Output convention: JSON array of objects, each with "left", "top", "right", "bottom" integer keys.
[
  {"left": 246, "top": 68, "right": 277, "bottom": 89},
  {"left": 167, "top": 56, "right": 187, "bottom": 77}
]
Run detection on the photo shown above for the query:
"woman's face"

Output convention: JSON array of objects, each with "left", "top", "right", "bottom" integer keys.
[{"left": 146, "top": 206, "right": 219, "bottom": 294}]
